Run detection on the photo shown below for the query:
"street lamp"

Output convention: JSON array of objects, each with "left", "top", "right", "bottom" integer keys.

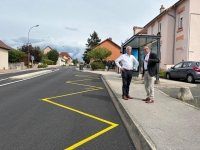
[{"left": 27, "top": 25, "right": 39, "bottom": 68}]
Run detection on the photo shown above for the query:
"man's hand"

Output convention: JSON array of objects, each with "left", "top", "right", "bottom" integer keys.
[
  {"left": 144, "top": 59, "right": 148, "bottom": 62},
  {"left": 120, "top": 68, "right": 125, "bottom": 71}
]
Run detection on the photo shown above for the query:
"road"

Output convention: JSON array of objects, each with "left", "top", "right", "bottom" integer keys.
[{"left": 0, "top": 67, "right": 135, "bottom": 150}]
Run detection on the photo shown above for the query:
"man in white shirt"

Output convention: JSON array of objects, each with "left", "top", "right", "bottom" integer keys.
[{"left": 115, "top": 46, "right": 139, "bottom": 100}]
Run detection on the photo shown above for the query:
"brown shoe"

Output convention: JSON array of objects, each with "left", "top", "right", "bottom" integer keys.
[
  {"left": 127, "top": 95, "right": 133, "bottom": 99},
  {"left": 142, "top": 97, "right": 150, "bottom": 101},
  {"left": 146, "top": 99, "right": 154, "bottom": 103},
  {"left": 122, "top": 96, "right": 128, "bottom": 100}
]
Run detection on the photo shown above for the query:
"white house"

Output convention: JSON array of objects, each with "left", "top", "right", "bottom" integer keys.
[
  {"left": 0, "top": 40, "right": 12, "bottom": 70},
  {"left": 133, "top": 0, "right": 200, "bottom": 70}
]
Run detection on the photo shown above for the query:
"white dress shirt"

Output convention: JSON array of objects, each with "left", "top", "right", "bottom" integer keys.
[
  {"left": 144, "top": 52, "right": 150, "bottom": 70},
  {"left": 115, "top": 53, "right": 139, "bottom": 70}
]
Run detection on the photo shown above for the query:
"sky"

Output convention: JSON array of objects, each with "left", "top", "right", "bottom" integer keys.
[{"left": 0, "top": 0, "right": 178, "bottom": 61}]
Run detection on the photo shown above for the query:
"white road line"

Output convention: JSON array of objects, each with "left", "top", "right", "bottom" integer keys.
[
  {"left": 0, "top": 78, "right": 9, "bottom": 81},
  {"left": 0, "top": 71, "right": 56, "bottom": 87}
]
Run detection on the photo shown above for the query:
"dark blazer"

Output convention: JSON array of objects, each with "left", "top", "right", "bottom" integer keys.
[{"left": 142, "top": 52, "right": 160, "bottom": 77}]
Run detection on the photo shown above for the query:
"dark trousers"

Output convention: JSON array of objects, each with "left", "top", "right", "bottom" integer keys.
[{"left": 122, "top": 70, "right": 133, "bottom": 96}]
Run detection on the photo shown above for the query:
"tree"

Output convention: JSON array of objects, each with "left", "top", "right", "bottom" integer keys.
[
  {"left": 8, "top": 49, "right": 25, "bottom": 63},
  {"left": 18, "top": 45, "right": 42, "bottom": 63},
  {"left": 47, "top": 49, "right": 59, "bottom": 65},
  {"left": 31, "top": 46, "right": 42, "bottom": 63},
  {"left": 87, "top": 47, "right": 112, "bottom": 63},
  {"left": 72, "top": 58, "right": 79, "bottom": 65},
  {"left": 83, "top": 31, "right": 101, "bottom": 64}
]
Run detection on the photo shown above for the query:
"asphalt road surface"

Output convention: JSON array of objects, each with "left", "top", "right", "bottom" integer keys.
[{"left": 0, "top": 67, "right": 135, "bottom": 150}]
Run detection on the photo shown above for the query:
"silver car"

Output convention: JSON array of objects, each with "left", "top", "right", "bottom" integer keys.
[{"left": 166, "top": 61, "right": 200, "bottom": 83}]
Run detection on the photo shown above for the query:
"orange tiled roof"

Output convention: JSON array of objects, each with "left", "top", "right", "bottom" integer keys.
[
  {"left": 91, "top": 38, "right": 121, "bottom": 50},
  {"left": 0, "top": 40, "right": 12, "bottom": 50},
  {"left": 60, "top": 52, "right": 72, "bottom": 58}
]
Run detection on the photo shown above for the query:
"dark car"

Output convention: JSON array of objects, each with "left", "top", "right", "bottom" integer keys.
[{"left": 166, "top": 61, "right": 200, "bottom": 83}]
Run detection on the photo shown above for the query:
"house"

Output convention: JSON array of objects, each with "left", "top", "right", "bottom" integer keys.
[
  {"left": 0, "top": 40, "right": 12, "bottom": 70},
  {"left": 59, "top": 52, "right": 72, "bottom": 65},
  {"left": 90, "top": 37, "right": 121, "bottom": 63},
  {"left": 43, "top": 46, "right": 53, "bottom": 54},
  {"left": 133, "top": 0, "right": 200, "bottom": 70}
]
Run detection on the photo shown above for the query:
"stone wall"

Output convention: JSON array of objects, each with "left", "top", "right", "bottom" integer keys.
[{"left": 9, "top": 62, "right": 25, "bottom": 70}]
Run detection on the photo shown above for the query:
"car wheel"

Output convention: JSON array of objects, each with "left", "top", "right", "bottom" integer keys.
[
  {"left": 186, "top": 74, "right": 194, "bottom": 83},
  {"left": 166, "top": 73, "right": 171, "bottom": 79}
]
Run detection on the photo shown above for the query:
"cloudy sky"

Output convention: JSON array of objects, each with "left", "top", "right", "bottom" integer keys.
[{"left": 1, "top": 0, "right": 178, "bottom": 61}]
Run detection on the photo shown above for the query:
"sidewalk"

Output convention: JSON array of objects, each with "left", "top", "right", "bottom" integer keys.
[
  {"left": 78, "top": 68, "right": 200, "bottom": 150},
  {"left": 0, "top": 65, "right": 59, "bottom": 74}
]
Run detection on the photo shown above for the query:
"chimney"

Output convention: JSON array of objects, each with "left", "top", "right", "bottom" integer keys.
[
  {"left": 160, "top": 5, "right": 165, "bottom": 13},
  {"left": 108, "top": 37, "right": 112, "bottom": 41}
]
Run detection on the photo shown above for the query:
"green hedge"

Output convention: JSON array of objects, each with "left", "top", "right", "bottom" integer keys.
[
  {"left": 90, "top": 62, "right": 105, "bottom": 70},
  {"left": 38, "top": 64, "right": 48, "bottom": 68},
  {"left": 159, "top": 68, "right": 166, "bottom": 78},
  {"left": 42, "top": 59, "right": 54, "bottom": 65}
]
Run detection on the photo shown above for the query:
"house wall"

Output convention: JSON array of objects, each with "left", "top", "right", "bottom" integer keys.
[
  {"left": 146, "top": 11, "right": 175, "bottom": 69},
  {"left": 94, "top": 41, "right": 121, "bottom": 62},
  {"left": 145, "top": 0, "right": 200, "bottom": 69},
  {"left": 188, "top": 0, "right": 200, "bottom": 61},
  {"left": 0, "top": 48, "right": 8, "bottom": 69},
  {"left": 174, "top": 0, "right": 189, "bottom": 64},
  {"left": 43, "top": 47, "right": 52, "bottom": 54},
  {"left": 67, "top": 58, "right": 72, "bottom": 64}
]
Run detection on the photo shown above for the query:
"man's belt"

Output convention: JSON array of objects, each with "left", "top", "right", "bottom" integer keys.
[{"left": 124, "top": 69, "right": 133, "bottom": 71}]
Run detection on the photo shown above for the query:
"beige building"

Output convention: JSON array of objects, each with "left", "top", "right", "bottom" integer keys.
[
  {"left": 42, "top": 46, "right": 72, "bottom": 65},
  {"left": 43, "top": 46, "right": 53, "bottom": 54},
  {"left": 59, "top": 52, "right": 72, "bottom": 65},
  {"left": 134, "top": 0, "right": 200, "bottom": 70},
  {"left": 0, "top": 40, "right": 12, "bottom": 70}
]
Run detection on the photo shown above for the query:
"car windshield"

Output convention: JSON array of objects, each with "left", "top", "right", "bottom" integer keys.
[{"left": 196, "top": 62, "right": 200, "bottom": 67}]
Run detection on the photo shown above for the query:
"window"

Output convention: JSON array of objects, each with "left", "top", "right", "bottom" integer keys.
[
  {"left": 151, "top": 26, "right": 154, "bottom": 35},
  {"left": 178, "top": 12, "right": 183, "bottom": 29},
  {"left": 183, "top": 62, "right": 191, "bottom": 68},
  {"left": 157, "top": 22, "right": 161, "bottom": 35},
  {"left": 174, "top": 62, "right": 183, "bottom": 69},
  {"left": 158, "top": 22, "right": 161, "bottom": 32}
]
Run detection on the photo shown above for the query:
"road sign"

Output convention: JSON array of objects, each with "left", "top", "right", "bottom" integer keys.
[{"left": 31, "top": 56, "right": 34, "bottom": 60}]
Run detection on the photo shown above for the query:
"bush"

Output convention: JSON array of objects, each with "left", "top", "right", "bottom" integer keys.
[
  {"left": 90, "top": 62, "right": 105, "bottom": 70},
  {"left": 42, "top": 58, "right": 54, "bottom": 65},
  {"left": 159, "top": 68, "right": 166, "bottom": 78},
  {"left": 38, "top": 64, "right": 48, "bottom": 68}
]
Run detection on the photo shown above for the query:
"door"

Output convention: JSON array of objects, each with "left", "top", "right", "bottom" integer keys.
[{"left": 170, "top": 62, "right": 183, "bottom": 78}]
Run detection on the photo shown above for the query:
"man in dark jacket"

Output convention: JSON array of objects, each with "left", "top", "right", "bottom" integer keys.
[{"left": 142, "top": 45, "right": 160, "bottom": 103}]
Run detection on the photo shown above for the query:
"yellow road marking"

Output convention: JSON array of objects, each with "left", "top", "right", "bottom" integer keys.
[
  {"left": 41, "top": 75, "right": 118, "bottom": 149},
  {"left": 65, "top": 124, "right": 118, "bottom": 150},
  {"left": 42, "top": 98, "right": 118, "bottom": 150}
]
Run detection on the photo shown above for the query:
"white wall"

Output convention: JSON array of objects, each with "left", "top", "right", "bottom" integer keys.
[
  {"left": 188, "top": 0, "right": 200, "bottom": 61},
  {"left": 174, "top": 0, "right": 190, "bottom": 64},
  {"left": 0, "top": 48, "right": 8, "bottom": 69}
]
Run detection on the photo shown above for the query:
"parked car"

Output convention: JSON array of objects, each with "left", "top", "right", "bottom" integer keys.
[{"left": 166, "top": 61, "right": 200, "bottom": 83}]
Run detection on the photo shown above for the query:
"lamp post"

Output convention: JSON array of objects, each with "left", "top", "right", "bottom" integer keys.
[{"left": 27, "top": 25, "right": 39, "bottom": 68}]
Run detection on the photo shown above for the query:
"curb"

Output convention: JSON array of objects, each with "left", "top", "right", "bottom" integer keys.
[
  {"left": 9, "top": 70, "right": 52, "bottom": 80},
  {"left": 101, "top": 75, "right": 157, "bottom": 150}
]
